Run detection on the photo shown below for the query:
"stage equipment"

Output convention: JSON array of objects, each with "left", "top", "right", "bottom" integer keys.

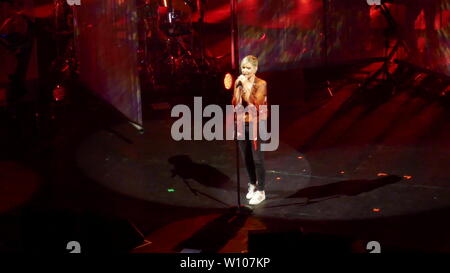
[
  {"left": 359, "top": 0, "right": 408, "bottom": 90},
  {"left": 229, "top": 3, "right": 241, "bottom": 209},
  {"left": 230, "top": 0, "right": 239, "bottom": 70},
  {"left": 51, "top": 0, "right": 78, "bottom": 86},
  {"left": 0, "top": 2, "right": 35, "bottom": 104},
  {"left": 137, "top": 0, "right": 218, "bottom": 90},
  {"left": 224, "top": 73, "right": 233, "bottom": 90}
]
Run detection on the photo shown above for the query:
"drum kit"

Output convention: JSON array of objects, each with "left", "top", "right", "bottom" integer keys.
[
  {"left": 137, "top": 0, "right": 218, "bottom": 90},
  {"left": 47, "top": 0, "right": 216, "bottom": 91},
  {"left": 43, "top": 0, "right": 215, "bottom": 92}
]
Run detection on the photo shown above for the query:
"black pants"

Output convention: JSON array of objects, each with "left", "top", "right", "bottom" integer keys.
[{"left": 238, "top": 122, "right": 266, "bottom": 191}]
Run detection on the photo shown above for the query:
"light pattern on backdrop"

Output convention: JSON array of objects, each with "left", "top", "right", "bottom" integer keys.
[
  {"left": 237, "top": 0, "right": 324, "bottom": 71},
  {"left": 237, "top": 0, "right": 449, "bottom": 75},
  {"left": 77, "top": 0, "right": 142, "bottom": 125}
]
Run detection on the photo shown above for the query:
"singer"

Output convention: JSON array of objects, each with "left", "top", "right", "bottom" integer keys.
[{"left": 232, "top": 55, "right": 268, "bottom": 205}]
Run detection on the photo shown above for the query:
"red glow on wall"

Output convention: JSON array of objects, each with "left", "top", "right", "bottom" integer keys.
[
  {"left": 417, "top": 36, "right": 426, "bottom": 53},
  {"left": 31, "top": 4, "right": 54, "bottom": 19},
  {"left": 53, "top": 85, "right": 66, "bottom": 102},
  {"left": 197, "top": 4, "right": 229, "bottom": 24},
  {"left": 414, "top": 9, "right": 426, "bottom": 30}
]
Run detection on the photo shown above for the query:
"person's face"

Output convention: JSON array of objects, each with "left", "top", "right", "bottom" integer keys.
[{"left": 241, "top": 61, "right": 257, "bottom": 78}]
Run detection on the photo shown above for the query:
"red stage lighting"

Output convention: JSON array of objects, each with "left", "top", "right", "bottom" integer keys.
[{"left": 52, "top": 84, "right": 66, "bottom": 102}]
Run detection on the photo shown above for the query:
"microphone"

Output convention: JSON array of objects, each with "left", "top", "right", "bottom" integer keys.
[{"left": 236, "top": 75, "right": 245, "bottom": 89}]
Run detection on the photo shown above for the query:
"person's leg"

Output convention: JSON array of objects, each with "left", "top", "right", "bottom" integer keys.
[
  {"left": 238, "top": 138, "right": 257, "bottom": 186},
  {"left": 248, "top": 120, "right": 267, "bottom": 205},
  {"left": 251, "top": 139, "right": 265, "bottom": 191},
  {"left": 248, "top": 141, "right": 266, "bottom": 205}
]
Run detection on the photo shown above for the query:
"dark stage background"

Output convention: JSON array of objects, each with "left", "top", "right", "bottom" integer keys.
[{"left": 237, "top": 0, "right": 450, "bottom": 75}]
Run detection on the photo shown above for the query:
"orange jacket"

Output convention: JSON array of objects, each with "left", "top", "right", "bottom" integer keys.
[{"left": 232, "top": 76, "right": 268, "bottom": 122}]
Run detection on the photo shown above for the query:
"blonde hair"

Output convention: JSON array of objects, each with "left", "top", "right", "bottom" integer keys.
[{"left": 241, "top": 55, "right": 258, "bottom": 68}]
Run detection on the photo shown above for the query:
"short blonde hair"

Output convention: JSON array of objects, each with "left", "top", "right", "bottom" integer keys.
[{"left": 241, "top": 55, "right": 258, "bottom": 68}]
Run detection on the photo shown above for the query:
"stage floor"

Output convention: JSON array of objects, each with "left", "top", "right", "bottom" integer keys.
[
  {"left": 77, "top": 117, "right": 450, "bottom": 223},
  {"left": 1, "top": 64, "right": 450, "bottom": 253},
  {"left": 79, "top": 70, "right": 450, "bottom": 252}
]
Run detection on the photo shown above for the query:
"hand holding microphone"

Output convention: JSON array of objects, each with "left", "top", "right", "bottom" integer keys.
[
  {"left": 236, "top": 75, "right": 252, "bottom": 97},
  {"left": 234, "top": 75, "right": 251, "bottom": 105},
  {"left": 236, "top": 75, "right": 246, "bottom": 89}
]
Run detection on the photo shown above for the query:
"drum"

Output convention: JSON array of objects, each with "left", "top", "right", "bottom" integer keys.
[{"left": 158, "top": 0, "right": 192, "bottom": 36}]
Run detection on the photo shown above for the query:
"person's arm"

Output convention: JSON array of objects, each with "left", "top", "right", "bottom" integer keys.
[
  {"left": 249, "top": 80, "right": 267, "bottom": 107},
  {"left": 232, "top": 80, "right": 242, "bottom": 106},
  {"left": 233, "top": 75, "right": 253, "bottom": 106}
]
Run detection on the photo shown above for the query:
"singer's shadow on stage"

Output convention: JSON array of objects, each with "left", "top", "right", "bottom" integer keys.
[
  {"left": 168, "top": 154, "right": 236, "bottom": 193},
  {"left": 264, "top": 175, "right": 402, "bottom": 208}
]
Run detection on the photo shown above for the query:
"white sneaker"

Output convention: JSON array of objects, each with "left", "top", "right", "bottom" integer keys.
[
  {"left": 249, "top": 190, "right": 265, "bottom": 205},
  {"left": 246, "top": 183, "right": 256, "bottom": 200}
]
